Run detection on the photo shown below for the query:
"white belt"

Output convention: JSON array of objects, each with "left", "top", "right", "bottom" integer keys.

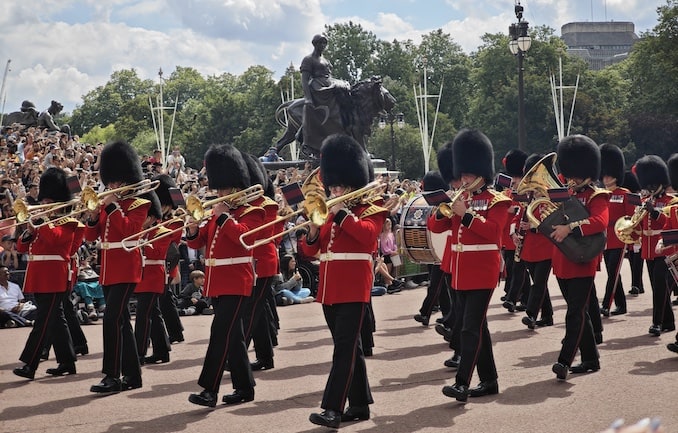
[
  {"left": 319, "top": 252, "right": 373, "bottom": 262},
  {"left": 100, "top": 241, "right": 137, "bottom": 250},
  {"left": 28, "top": 254, "right": 66, "bottom": 262},
  {"left": 451, "top": 243, "right": 499, "bottom": 252},
  {"left": 642, "top": 230, "right": 662, "bottom": 236},
  {"left": 144, "top": 259, "right": 165, "bottom": 265},
  {"left": 205, "top": 257, "right": 252, "bottom": 267}
]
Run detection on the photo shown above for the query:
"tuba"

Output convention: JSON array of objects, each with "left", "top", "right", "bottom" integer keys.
[{"left": 519, "top": 153, "right": 607, "bottom": 263}]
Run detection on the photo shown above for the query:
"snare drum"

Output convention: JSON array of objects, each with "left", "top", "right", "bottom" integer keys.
[
  {"left": 399, "top": 195, "right": 449, "bottom": 264},
  {"left": 666, "top": 252, "right": 678, "bottom": 286}
]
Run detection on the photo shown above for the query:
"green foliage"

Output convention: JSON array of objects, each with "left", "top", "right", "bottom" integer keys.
[
  {"left": 324, "top": 22, "right": 379, "bottom": 83},
  {"left": 80, "top": 124, "right": 117, "bottom": 145}
]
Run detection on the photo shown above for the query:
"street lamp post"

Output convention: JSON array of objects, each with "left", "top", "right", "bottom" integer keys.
[
  {"left": 509, "top": 2, "right": 531, "bottom": 151},
  {"left": 379, "top": 112, "right": 405, "bottom": 171}
]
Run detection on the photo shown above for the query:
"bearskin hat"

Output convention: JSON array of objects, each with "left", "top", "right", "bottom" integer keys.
[
  {"left": 422, "top": 171, "right": 449, "bottom": 192},
  {"left": 141, "top": 191, "right": 162, "bottom": 220},
  {"left": 99, "top": 141, "right": 143, "bottom": 186},
  {"left": 633, "top": 155, "right": 668, "bottom": 190},
  {"left": 205, "top": 143, "right": 250, "bottom": 190},
  {"left": 556, "top": 135, "right": 600, "bottom": 181},
  {"left": 242, "top": 152, "right": 275, "bottom": 199},
  {"left": 523, "top": 153, "right": 544, "bottom": 176},
  {"left": 503, "top": 149, "right": 528, "bottom": 177},
  {"left": 37, "top": 167, "right": 72, "bottom": 203},
  {"left": 152, "top": 174, "right": 177, "bottom": 209},
  {"left": 623, "top": 170, "right": 641, "bottom": 193},
  {"left": 668, "top": 153, "right": 678, "bottom": 191},
  {"left": 320, "top": 134, "right": 369, "bottom": 190},
  {"left": 452, "top": 129, "right": 494, "bottom": 181},
  {"left": 599, "top": 143, "right": 625, "bottom": 186},
  {"left": 436, "top": 140, "right": 456, "bottom": 184}
]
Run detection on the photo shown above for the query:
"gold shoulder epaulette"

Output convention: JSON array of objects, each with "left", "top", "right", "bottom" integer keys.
[
  {"left": 360, "top": 204, "right": 388, "bottom": 219},
  {"left": 52, "top": 216, "right": 80, "bottom": 227},
  {"left": 488, "top": 190, "right": 512, "bottom": 208},
  {"left": 155, "top": 225, "right": 172, "bottom": 235},
  {"left": 667, "top": 196, "right": 678, "bottom": 207},
  {"left": 240, "top": 205, "right": 264, "bottom": 217},
  {"left": 262, "top": 196, "right": 278, "bottom": 207},
  {"left": 128, "top": 198, "right": 150, "bottom": 210},
  {"left": 590, "top": 187, "right": 611, "bottom": 200}
]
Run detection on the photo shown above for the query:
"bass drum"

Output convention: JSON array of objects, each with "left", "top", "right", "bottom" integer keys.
[{"left": 399, "top": 195, "right": 449, "bottom": 264}]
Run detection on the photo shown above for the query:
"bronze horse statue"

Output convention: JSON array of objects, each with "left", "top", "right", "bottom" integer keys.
[{"left": 273, "top": 76, "right": 396, "bottom": 157}]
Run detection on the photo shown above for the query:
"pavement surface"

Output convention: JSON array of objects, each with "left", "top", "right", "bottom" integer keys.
[{"left": 1, "top": 265, "right": 677, "bottom": 433}]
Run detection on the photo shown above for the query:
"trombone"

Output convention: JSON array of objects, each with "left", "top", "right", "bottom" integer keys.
[
  {"left": 239, "top": 180, "right": 385, "bottom": 250},
  {"left": 121, "top": 208, "right": 189, "bottom": 252},
  {"left": 436, "top": 176, "right": 485, "bottom": 218},
  {"left": 185, "top": 184, "right": 264, "bottom": 221},
  {"left": 79, "top": 179, "right": 161, "bottom": 214}
]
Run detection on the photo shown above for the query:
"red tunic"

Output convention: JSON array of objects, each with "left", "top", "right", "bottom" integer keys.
[
  {"left": 84, "top": 197, "right": 150, "bottom": 285},
  {"left": 186, "top": 204, "right": 264, "bottom": 297},
  {"left": 17, "top": 216, "right": 79, "bottom": 294},
  {"left": 551, "top": 187, "right": 609, "bottom": 279},
  {"left": 501, "top": 190, "right": 520, "bottom": 251},
  {"left": 135, "top": 226, "right": 172, "bottom": 294},
  {"left": 246, "top": 196, "right": 279, "bottom": 278},
  {"left": 448, "top": 188, "right": 511, "bottom": 290},
  {"left": 640, "top": 194, "right": 673, "bottom": 260},
  {"left": 427, "top": 204, "right": 461, "bottom": 276},
  {"left": 605, "top": 186, "right": 636, "bottom": 250},
  {"left": 69, "top": 223, "right": 85, "bottom": 289},
  {"left": 300, "top": 202, "right": 388, "bottom": 305}
]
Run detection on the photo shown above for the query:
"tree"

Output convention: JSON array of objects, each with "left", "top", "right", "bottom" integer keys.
[{"left": 323, "top": 22, "right": 379, "bottom": 83}]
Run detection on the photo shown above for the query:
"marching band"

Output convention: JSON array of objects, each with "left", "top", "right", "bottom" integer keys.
[{"left": 6, "top": 131, "right": 678, "bottom": 430}]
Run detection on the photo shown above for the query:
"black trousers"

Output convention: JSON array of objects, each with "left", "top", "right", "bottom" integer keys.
[
  {"left": 506, "top": 254, "right": 530, "bottom": 305},
  {"left": 602, "top": 248, "right": 627, "bottom": 310},
  {"left": 321, "top": 302, "right": 373, "bottom": 412},
  {"left": 243, "top": 276, "right": 274, "bottom": 362},
  {"left": 524, "top": 259, "right": 553, "bottom": 319},
  {"left": 419, "top": 265, "right": 451, "bottom": 318},
  {"left": 134, "top": 292, "right": 171, "bottom": 358},
  {"left": 20, "top": 291, "right": 75, "bottom": 370},
  {"left": 158, "top": 286, "right": 184, "bottom": 342},
  {"left": 556, "top": 277, "right": 598, "bottom": 366},
  {"left": 360, "top": 299, "right": 376, "bottom": 352},
  {"left": 455, "top": 289, "right": 496, "bottom": 386},
  {"left": 44, "top": 291, "right": 87, "bottom": 355},
  {"left": 102, "top": 283, "right": 140, "bottom": 379},
  {"left": 203, "top": 295, "right": 254, "bottom": 393},
  {"left": 647, "top": 257, "right": 675, "bottom": 328},
  {"left": 628, "top": 247, "right": 645, "bottom": 291}
]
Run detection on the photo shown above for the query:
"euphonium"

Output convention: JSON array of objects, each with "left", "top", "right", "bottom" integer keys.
[
  {"left": 614, "top": 187, "right": 661, "bottom": 244},
  {"left": 437, "top": 177, "right": 484, "bottom": 218}
]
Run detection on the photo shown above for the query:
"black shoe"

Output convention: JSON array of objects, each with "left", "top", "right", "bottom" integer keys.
[
  {"left": 121, "top": 375, "right": 142, "bottom": 390},
  {"left": 435, "top": 317, "right": 444, "bottom": 324},
  {"left": 662, "top": 324, "right": 676, "bottom": 332},
  {"left": 40, "top": 348, "right": 49, "bottom": 361},
  {"left": 535, "top": 317, "right": 554, "bottom": 327},
  {"left": 673, "top": 299, "right": 678, "bottom": 306},
  {"left": 341, "top": 405, "right": 370, "bottom": 422},
  {"left": 386, "top": 283, "right": 402, "bottom": 294},
  {"left": 552, "top": 362, "right": 568, "bottom": 381},
  {"left": 667, "top": 342, "right": 678, "bottom": 353},
  {"left": 222, "top": 389, "right": 254, "bottom": 405},
  {"left": 649, "top": 324, "right": 661, "bottom": 336},
  {"left": 594, "top": 332, "right": 603, "bottom": 345},
  {"left": 309, "top": 410, "right": 341, "bottom": 428},
  {"left": 629, "top": 286, "right": 639, "bottom": 295},
  {"left": 74, "top": 345, "right": 89, "bottom": 356},
  {"left": 363, "top": 347, "right": 373, "bottom": 357},
  {"left": 250, "top": 359, "right": 274, "bottom": 371},
  {"left": 413, "top": 314, "right": 429, "bottom": 326},
  {"left": 13, "top": 364, "right": 35, "bottom": 380},
  {"left": 188, "top": 389, "right": 217, "bottom": 407},
  {"left": 144, "top": 354, "right": 170, "bottom": 364},
  {"left": 468, "top": 380, "right": 499, "bottom": 397},
  {"left": 90, "top": 376, "right": 122, "bottom": 393},
  {"left": 500, "top": 295, "right": 507, "bottom": 301},
  {"left": 442, "top": 383, "right": 469, "bottom": 402},
  {"left": 569, "top": 360, "right": 600, "bottom": 374},
  {"left": 502, "top": 300, "right": 515, "bottom": 313},
  {"left": 435, "top": 324, "right": 453, "bottom": 342},
  {"left": 521, "top": 316, "right": 536, "bottom": 330},
  {"left": 610, "top": 308, "right": 627, "bottom": 316},
  {"left": 515, "top": 303, "right": 527, "bottom": 312},
  {"left": 444, "top": 353, "right": 461, "bottom": 369},
  {"left": 638, "top": 287, "right": 645, "bottom": 294},
  {"left": 170, "top": 336, "right": 185, "bottom": 344},
  {"left": 46, "top": 363, "right": 76, "bottom": 376},
  {"left": 600, "top": 308, "right": 610, "bottom": 317}
]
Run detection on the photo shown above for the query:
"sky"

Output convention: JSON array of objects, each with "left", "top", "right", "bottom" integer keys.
[{"left": 0, "top": 0, "right": 666, "bottom": 114}]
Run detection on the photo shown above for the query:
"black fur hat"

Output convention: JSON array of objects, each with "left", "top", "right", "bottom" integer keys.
[
  {"left": 599, "top": 143, "right": 625, "bottom": 186},
  {"left": 523, "top": 153, "right": 544, "bottom": 176},
  {"left": 152, "top": 174, "right": 177, "bottom": 209},
  {"left": 422, "top": 171, "right": 449, "bottom": 192},
  {"left": 623, "top": 170, "right": 641, "bottom": 193},
  {"left": 242, "top": 152, "right": 274, "bottom": 199},
  {"left": 452, "top": 129, "right": 494, "bottom": 181},
  {"left": 99, "top": 141, "right": 143, "bottom": 186},
  {"left": 320, "top": 134, "right": 369, "bottom": 190},
  {"left": 633, "top": 155, "right": 669, "bottom": 190},
  {"left": 141, "top": 191, "right": 162, "bottom": 220},
  {"left": 556, "top": 135, "right": 600, "bottom": 181},
  {"left": 38, "top": 167, "right": 72, "bottom": 202},
  {"left": 205, "top": 143, "right": 250, "bottom": 190},
  {"left": 503, "top": 149, "right": 528, "bottom": 177},
  {"left": 437, "top": 140, "right": 456, "bottom": 184},
  {"left": 668, "top": 153, "right": 678, "bottom": 190}
]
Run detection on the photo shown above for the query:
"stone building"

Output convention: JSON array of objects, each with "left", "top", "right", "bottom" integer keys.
[{"left": 561, "top": 21, "right": 639, "bottom": 70}]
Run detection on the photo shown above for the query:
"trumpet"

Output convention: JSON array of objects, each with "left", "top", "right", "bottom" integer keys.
[
  {"left": 184, "top": 185, "right": 264, "bottom": 221},
  {"left": 240, "top": 180, "right": 384, "bottom": 250},
  {"left": 436, "top": 177, "right": 485, "bottom": 218},
  {"left": 121, "top": 209, "right": 189, "bottom": 252}
]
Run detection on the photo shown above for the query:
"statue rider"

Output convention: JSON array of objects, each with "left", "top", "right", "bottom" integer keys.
[{"left": 38, "top": 100, "right": 63, "bottom": 132}]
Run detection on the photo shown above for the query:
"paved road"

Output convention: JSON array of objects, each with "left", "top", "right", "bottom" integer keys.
[{"left": 0, "top": 266, "right": 676, "bottom": 433}]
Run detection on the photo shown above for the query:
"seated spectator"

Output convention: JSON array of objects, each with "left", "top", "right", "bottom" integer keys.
[
  {"left": 177, "top": 270, "right": 211, "bottom": 315},
  {"left": 72, "top": 265, "right": 106, "bottom": 320},
  {"left": 273, "top": 255, "right": 314, "bottom": 305},
  {"left": 0, "top": 265, "right": 35, "bottom": 327},
  {"left": 374, "top": 256, "right": 403, "bottom": 294}
]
